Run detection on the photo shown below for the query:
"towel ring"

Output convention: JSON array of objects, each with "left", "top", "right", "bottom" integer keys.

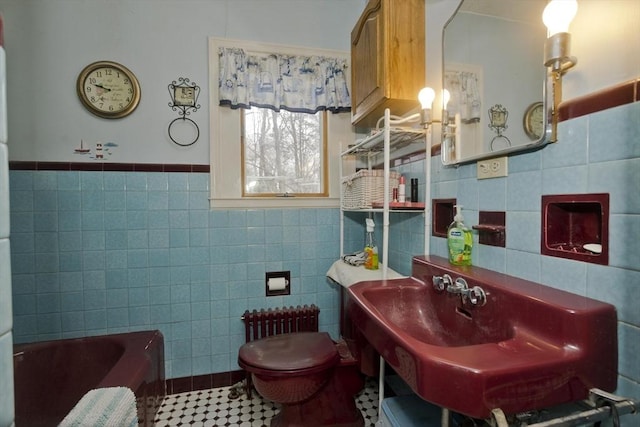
[{"left": 168, "top": 117, "right": 199, "bottom": 147}]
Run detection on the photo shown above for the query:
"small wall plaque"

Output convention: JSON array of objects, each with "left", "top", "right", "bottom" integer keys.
[{"left": 167, "top": 77, "right": 201, "bottom": 147}]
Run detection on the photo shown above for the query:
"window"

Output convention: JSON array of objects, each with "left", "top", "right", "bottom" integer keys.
[
  {"left": 209, "top": 38, "right": 353, "bottom": 209},
  {"left": 242, "top": 108, "right": 327, "bottom": 197}
]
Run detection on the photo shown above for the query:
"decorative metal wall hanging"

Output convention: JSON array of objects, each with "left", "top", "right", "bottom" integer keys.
[
  {"left": 488, "top": 104, "right": 512, "bottom": 151},
  {"left": 167, "top": 77, "right": 201, "bottom": 146}
]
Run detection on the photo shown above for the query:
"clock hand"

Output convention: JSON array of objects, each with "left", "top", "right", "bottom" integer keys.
[{"left": 93, "top": 83, "right": 111, "bottom": 92}]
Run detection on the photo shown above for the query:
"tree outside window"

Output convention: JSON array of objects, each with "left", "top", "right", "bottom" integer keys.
[{"left": 242, "top": 107, "right": 327, "bottom": 197}]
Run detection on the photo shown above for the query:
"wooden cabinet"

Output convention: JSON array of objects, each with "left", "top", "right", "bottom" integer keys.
[{"left": 350, "top": 0, "right": 425, "bottom": 128}]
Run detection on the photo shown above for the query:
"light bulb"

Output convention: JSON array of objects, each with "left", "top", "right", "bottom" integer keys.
[
  {"left": 418, "top": 87, "right": 435, "bottom": 109},
  {"left": 442, "top": 89, "right": 451, "bottom": 110},
  {"left": 543, "top": 0, "right": 577, "bottom": 36}
]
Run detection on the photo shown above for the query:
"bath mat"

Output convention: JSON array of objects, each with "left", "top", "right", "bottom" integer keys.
[{"left": 58, "top": 386, "right": 138, "bottom": 427}]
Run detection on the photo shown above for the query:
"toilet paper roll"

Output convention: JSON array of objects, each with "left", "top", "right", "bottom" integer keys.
[{"left": 268, "top": 277, "right": 288, "bottom": 291}]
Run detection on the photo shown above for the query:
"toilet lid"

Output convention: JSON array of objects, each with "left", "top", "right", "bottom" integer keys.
[{"left": 239, "top": 332, "right": 339, "bottom": 372}]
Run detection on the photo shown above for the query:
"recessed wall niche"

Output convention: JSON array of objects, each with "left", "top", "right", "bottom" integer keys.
[
  {"left": 432, "top": 198, "right": 456, "bottom": 237},
  {"left": 541, "top": 194, "right": 609, "bottom": 265}
]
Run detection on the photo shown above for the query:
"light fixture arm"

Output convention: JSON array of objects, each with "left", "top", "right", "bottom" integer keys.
[
  {"left": 542, "top": 0, "right": 578, "bottom": 143},
  {"left": 544, "top": 32, "right": 577, "bottom": 143},
  {"left": 441, "top": 109, "right": 460, "bottom": 164}
]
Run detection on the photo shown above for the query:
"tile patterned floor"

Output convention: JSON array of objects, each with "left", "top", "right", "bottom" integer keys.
[{"left": 154, "top": 377, "right": 379, "bottom": 427}]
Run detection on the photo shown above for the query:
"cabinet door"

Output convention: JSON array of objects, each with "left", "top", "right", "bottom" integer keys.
[
  {"left": 350, "top": 0, "right": 425, "bottom": 128},
  {"left": 351, "top": 0, "right": 384, "bottom": 127}
]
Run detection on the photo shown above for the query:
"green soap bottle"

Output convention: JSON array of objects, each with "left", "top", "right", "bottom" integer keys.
[
  {"left": 447, "top": 205, "right": 472, "bottom": 266},
  {"left": 364, "top": 218, "right": 379, "bottom": 270}
]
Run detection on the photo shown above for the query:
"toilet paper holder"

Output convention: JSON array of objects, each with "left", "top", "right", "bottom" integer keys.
[{"left": 266, "top": 271, "right": 291, "bottom": 296}]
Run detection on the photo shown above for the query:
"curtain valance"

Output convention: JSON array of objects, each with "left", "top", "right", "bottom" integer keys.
[
  {"left": 444, "top": 69, "right": 482, "bottom": 123},
  {"left": 218, "top": 47, "right": 350, "bottom": 114}
]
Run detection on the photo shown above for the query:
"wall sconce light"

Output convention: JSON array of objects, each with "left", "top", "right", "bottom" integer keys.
[
  {"left": 442, "top": 88, "right": 451, "bottom": 125},
  {"left": 441, "top": 89, "right": 460, "bottom": 163},
  {"left": 543, "top": 0, "right": 578, "bottom": 142},
  {"left": 377, "top": 86, "right": 437, "bottom": 129},
  {"left": 418, "top": 87, "right": 435, "bottom": 127}
]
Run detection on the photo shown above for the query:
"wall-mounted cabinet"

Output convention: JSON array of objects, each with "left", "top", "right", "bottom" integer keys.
[{"left": 350, "top": 0, "right": 425, "bottom": 129}]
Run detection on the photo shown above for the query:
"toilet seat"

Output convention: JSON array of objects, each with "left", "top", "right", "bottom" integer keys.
[{"left": 239, "top": 332, "right": 339, "bottom": 377}]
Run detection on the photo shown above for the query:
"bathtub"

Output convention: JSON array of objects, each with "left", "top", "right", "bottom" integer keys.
[{"left": 13, "top": 330, "right": 165, "bottom": 427}]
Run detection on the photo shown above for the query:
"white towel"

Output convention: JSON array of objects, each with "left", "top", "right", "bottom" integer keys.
[
  {"left": 59, "top": 386, "right": 138, "bottom": 427},
  {"left": 326, "top": 259, "right": 405, "bottom": 288}
]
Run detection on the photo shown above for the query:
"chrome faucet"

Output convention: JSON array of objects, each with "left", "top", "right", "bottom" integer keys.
[
  {"left": 434, "top": 275, "right": 487, "bottom": 306},
  {"left": 447, "top": 277, "right": 468, "bottom": 295},
  {"left": 464, "top": 285, "right": 487, "bottom": 306},
  {"left": 432, "top": 274, "right": 452, "bottom": 292}
]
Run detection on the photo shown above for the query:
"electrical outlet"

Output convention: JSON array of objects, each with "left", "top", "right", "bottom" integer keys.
[{"left": 477, "top": 156, "right": 508, "bottom": 179}]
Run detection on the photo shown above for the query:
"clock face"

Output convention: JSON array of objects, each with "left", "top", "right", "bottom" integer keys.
[
  {"left": 524, "top": 102, "right": 544, "bottom": 140},
  {"left": 77, "top": 61, "right": 141, "bottom": 119}
]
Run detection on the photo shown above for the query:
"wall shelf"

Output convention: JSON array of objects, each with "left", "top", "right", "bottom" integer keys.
[
  {"left": 342, "top": 128, "right": 427, "bottom": 157},
  {"left": 541, "top": 194, "right": 609, "bottom": 265},
  {"left": 339, "top": 109, "right": 427, "bottom": 279},
  {"left": 473, "top": 211, "right": 506, "bottom": 247}
]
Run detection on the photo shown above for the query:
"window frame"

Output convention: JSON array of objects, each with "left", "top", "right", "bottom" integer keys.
[{"left": 208, "top": 37, "right": 352, "bottom": 209}]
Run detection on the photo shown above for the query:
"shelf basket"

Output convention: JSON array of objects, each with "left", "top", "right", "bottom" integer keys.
[{"left": 341, "top": 169, "right": 400, "bottom": 209}]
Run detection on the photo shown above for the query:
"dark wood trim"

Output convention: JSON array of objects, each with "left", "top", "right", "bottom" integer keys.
[
  {"left": 8, "top": 161, "right": 210, "bottom": 173},
  {"left": 559, "top": 77, "right": 639, "bottom": 122},
  {"left": 8, "top": 161, "right": 37, "bottom": 170},
  {"left": 103, "top": 162, "right": 135, "bottom": 171}
]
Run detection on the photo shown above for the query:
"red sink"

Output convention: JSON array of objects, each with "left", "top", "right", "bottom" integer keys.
[{"left": 347, "top": 255, "right": 618, "bottom": 419}]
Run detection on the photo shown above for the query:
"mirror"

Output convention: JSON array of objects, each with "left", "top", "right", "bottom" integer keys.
[{"left": 442, "top": 0, "right": 552, "bottom": 165}]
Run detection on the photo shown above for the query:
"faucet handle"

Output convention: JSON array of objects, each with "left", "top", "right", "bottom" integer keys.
[
  {"left": 466, "top": 286, "right": 487, "bottom": 306},
  {"left": 453, "top": 277, "right": 468, "bottom": 292},
  {"left": 432, "top": 274, "right": 452, "bottom": 292}
]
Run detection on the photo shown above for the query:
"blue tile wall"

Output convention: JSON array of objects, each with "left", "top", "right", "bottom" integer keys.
[
  {"left": 1, "top": 138, "right": 15, "bottom": 427},
  {"left": 425, "top": 101, "right": 640, "bottom": 404},
  {"left": 7, "top": 103, "right": 639, "bottom": 416},
  {"left": 9, "top": 171, "right": 341, "bottom": 379},
  {"left": 0, "top": 331, "right": 13, "bottom": 427}
]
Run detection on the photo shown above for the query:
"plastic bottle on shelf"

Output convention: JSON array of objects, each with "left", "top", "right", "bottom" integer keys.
[
  {"left": 398, "top": 176, "right": 406, "bottom": 203},
  {"left": 447, "top": 205, "right": 472, "bottom": 266},
  {"left": 364, "top": 218, "right": 379, "bottom": 270},
  {"left": 411, "top": 178, "right": 419, "bottom": 202}
]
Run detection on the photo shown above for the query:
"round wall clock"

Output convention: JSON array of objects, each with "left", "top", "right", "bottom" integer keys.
[
  {"left": 76, "top": 61, "right": 141, "bottom": 119},
  {"left": 523, "top": 101, "right": 544, "bottom": 140}
]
